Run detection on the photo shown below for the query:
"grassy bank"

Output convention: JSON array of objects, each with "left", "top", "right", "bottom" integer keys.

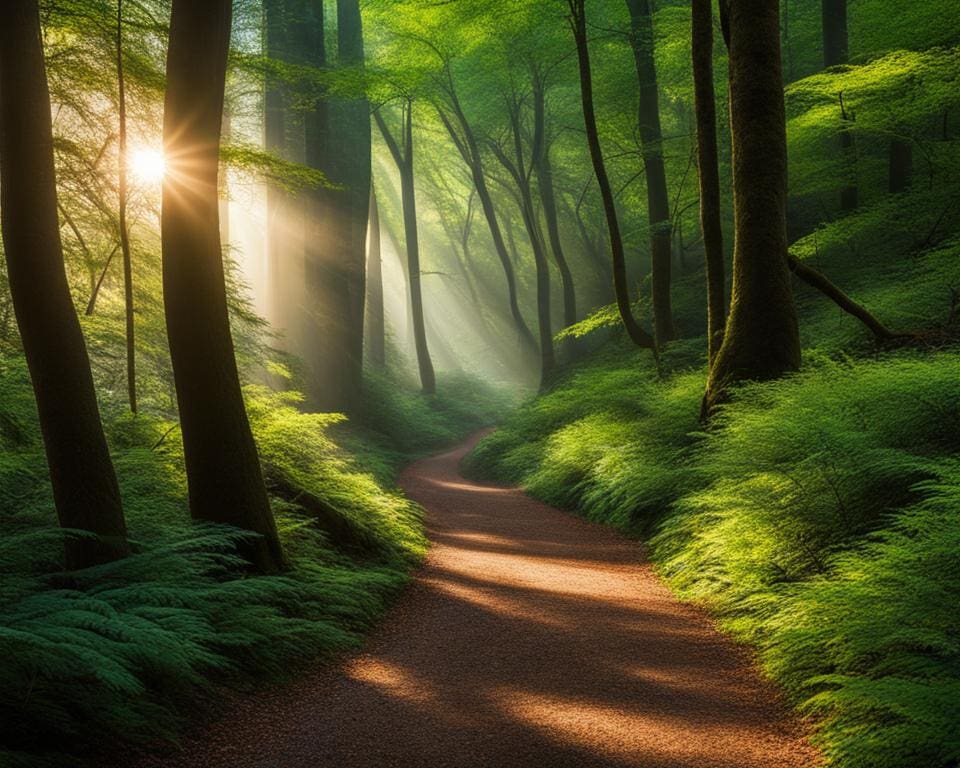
[
  {"left": 0, "top": 357, "right": 510, "bottom": 768},
  {"left": 466, "top": 335, "right": 960, "bottom": 767}
]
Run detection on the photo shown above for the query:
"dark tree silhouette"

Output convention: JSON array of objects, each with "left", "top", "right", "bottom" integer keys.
[
  {"left": 161, "top": 0, "right": 284, "bottom": 573},
  {"left": 0, "top": 0, "right": 129, "bottom": 569}
]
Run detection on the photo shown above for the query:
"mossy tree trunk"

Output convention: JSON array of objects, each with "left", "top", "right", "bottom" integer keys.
[
  {"left": 0, "top": 0, "right": 130, "bottom": 570},
  {"left": 162, "top": 0, "right": 284, "bottom": 573},
  {"left": 702, "top": 0, "right": 801, "bottom": 418}
]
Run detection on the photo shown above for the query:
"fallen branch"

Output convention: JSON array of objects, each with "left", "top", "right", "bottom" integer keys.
[{"left": 787, "top": 254, "right": 908, "bottom": 342}]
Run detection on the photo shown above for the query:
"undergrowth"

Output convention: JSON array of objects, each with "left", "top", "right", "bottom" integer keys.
[
  {"left": 0, "top": 351, "right": 508, "bottom": 767},
  {"left": 468, "top": 347, "right": 960, "bottom": 767}
]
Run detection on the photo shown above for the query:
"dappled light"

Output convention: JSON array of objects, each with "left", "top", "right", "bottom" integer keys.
[{"left": 0, "top": 0, "right": 957, "bottom": 766}]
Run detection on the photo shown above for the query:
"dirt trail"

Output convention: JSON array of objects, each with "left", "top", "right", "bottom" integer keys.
[{"left": 141, "top": 432, "right": 819, "bottom": 768}]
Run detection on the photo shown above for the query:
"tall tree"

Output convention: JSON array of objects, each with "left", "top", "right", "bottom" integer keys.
[
  {"left": 161, "top": 0, "right": 284, "bottom": 573},
  {"left": 625, "top": 0, "right": 675, "bottom": 344},
  {"left": 702, "top": 0, "right": 801, "bottom": 417},
  {"left": 692, "top": 0, "right": 725, "bottom": 363},
  {"left": 531, "top": 66, "right": 577, "bottom": 336},
  {"left": 366, "top": 185, "right": 386, "bottom": 370},
  {"left": 436, "top": 89, "right": 539, "bottom": 359},
  {"left": 568, "top": 0, "right": 657, "bottom": 351},
  {"left": 375, "top": 101, "right": 436, "bottom": 394},
  {"left": 0, "top": 0, "right": 129, "bottom": 569},
  {"left": 822, "top": 0, "right": 857, "bottom": 211},
  {"left": 117, "top": 0, "right": 136, "bottom": 413},
  {"left": 489, "top": 89, "right": 556, "bottom": 387}
]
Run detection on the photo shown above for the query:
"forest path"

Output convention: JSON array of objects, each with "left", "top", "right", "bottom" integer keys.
[{"left": 144, "top": 432, "right": 819, "bottom": 768}]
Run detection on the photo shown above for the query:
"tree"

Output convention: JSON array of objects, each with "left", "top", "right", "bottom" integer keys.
[
  {"left": 531, "top": 65, "right": 577, "bottom": 337},
  {"left": 366, "top": 185, "right": 386, "bottom": 370},
  {"left": 625, "top": 0, "right": 675, "bottom": 344},
  {"left": 822, "top": 0, "right": 857, "bottom": 212},
  {"left": 701, "top": 0, "right": 801, "bottom": 417},
  {"left": 0, "top": 0, "right": 129, "bottom": 569},
  {"left": 488, "top": 87, "right": 556, "bottom": 386},
  {"left": 435, "top": 81, "right": 539, "bottom": 360},
  {"left": 117, "top": 0, "right": 136, "bottom": 413},
  {"left": 161, "top": 0, "right": 284, "bottom": 573},
  {"left": 375, "top": 101, "right": 436, "bottom": 394},
  {"left": 567, "top": 0, "right": 657, "bottom": 352},
  {"left": 692, "top": 0, "right": 725, "bottom": 363}
]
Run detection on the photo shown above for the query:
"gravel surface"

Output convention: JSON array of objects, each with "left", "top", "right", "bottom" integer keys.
[{"left": 134, "top": 432, "right": 820, "bottom": 768}]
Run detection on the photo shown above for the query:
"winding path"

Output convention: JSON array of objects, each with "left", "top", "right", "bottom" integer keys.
[{"left": 144, "top": 433, "right": 819, "bottom": 768}]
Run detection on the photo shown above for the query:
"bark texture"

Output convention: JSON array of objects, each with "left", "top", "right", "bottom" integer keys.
[
  {"left": 0, "top": 0, "right": 129, "bottom": 569},
  {"left": 702, "top": 0, "right": 801, "bottom": 418},
  {"left": 162, "top": 0, "right": 284, "bottom": 573}
]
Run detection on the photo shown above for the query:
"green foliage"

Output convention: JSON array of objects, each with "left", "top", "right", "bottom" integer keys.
[{"left": 470, "top": 348, "right": 960, "bottom": 767}]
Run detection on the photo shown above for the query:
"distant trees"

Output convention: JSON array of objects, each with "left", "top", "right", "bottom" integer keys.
[
  {"left": 375, "top": 101, "right": 436, "bottom": 394},
  {"left": 161, "top": 0, "right": 284, "bottom": 572},
  {"left": 0, "top": 0, "right": 130, "bottom": 569},
  {"left": 701, "top": 0, "right": 800, "bottom": 416},
  {"left": 366, "top": 186, "right": 386, "bottom": 370}
]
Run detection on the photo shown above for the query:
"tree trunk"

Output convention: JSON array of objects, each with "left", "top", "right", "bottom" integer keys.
[
  {"left": 692, "top": 0, "right": 726, "bottom": 363},
  {"left": 626, "top": 0, "right": 675, "bottom": 345},
  {"left": 117, "top": 0, "right": 136, "bottom": 413},
  {"left": 489, "top": 99, "right": 556, "bottom": 388},
  {"left": 334, "top": 0, "right": 370, "bottom": 408},
  {"left": 375, "top": 104, "right": 436, "bottom": 394},
  {"left": 366, "top": 185, "right": 386, "bottom": 370},
  {"left": 0, "top": 0, "right": 129, "bottom": 569},
  {"left": 531, "top": 71, "right": 577, "bottom": 334},
  {"left": 702, "top": 0, "right": 801, "bottom": 418},
  {"left": 437, "top": 105, "right": 539, "bottom": 359},
  {"left": 821, "top": 0, "right": 848, "bottom": 67},
  {"left": 888, "top": 138, "right": 912, "bottom": 193},
  {"left": 568, "top": 0, "right": 657, "bottom": 351},
  {"left": 162, "top": 0, "right": 284, "bottom": 573}
]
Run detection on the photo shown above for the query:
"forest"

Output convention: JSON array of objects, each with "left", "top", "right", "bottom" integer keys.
[{"left": 0, "top": 0, "right": 958, "bottom": 766}]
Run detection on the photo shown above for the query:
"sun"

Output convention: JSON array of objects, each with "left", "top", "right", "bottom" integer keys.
[{"left": 130, "top": 148, "right": 166, "bottom": 184}]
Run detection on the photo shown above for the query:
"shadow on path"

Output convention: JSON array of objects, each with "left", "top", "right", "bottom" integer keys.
[{"left": 138, "top": 432, "right": 820, "bottom": 768}]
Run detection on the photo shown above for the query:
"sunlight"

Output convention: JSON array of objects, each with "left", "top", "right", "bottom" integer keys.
[{"left": 130, "top": 148, "right": 166, "bottom": 184}]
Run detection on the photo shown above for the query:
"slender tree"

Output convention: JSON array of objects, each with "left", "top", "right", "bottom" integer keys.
[
  {"left": 161, "top": 0, "right": 284, "bottom": 572},
  {"left": 531, "top": 67, "right": 577, "bottom": 337},
  {"left": 702, "top": 0, "right": 801, "bottom": 417},
  {"left": 437, "top": 99, "right": 539, "bottom": 358},
  {"left": 489, "top": 90, "right": 556, "bottom": 387},
  {"left": 366, "top": 185, "right": 386, "bottom": 370},
  {"left": 692, "top": 0, "right": 725, "bottom": 363},
  {"left": 568, "top": 0, "right": 657, "bottom": 351},
  {"left": 0, "top": 0, "right": 129, "bottom": 569},
  {"left": 375, "top": 102, "right": 436, "bottom": 394},
  {"left": 626, "top": 0, "right": 675, "bottom": 344},
  {"left": 822, "top": 0, "right": 857, "bottom": 211},
  {"left": 117, "top": 0, "right": 137, "bottom": 413}
]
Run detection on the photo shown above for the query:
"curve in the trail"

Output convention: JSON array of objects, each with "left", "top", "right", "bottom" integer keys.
[{"left": 142, "top": 433, "right": 820, "bottom": 768}]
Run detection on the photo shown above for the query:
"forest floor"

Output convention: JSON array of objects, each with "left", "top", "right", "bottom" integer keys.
[{"left": 134, "top": 432, "right": 820, "bottom": 768}]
